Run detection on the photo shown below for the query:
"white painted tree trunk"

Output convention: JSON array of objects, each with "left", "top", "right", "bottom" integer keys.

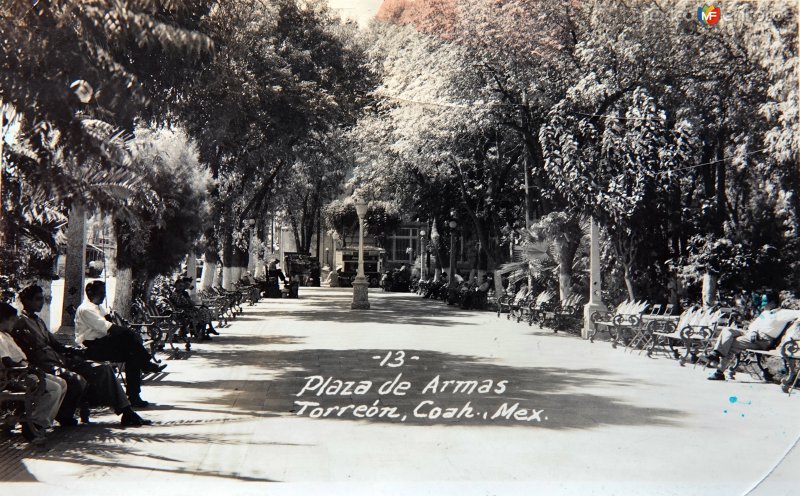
[
  {"left": 222, "top": 266, "right": 233, "bottom": 290},
  {"left": 559, "top": 268, "right": 572, "bottom": 302},
  {"left": 112, "top": 267, "right": 133, "bottom": 318},
  {"left": 493, "top": 269, "right": 504, "bottom": 296},
  {"left": 38, "top": 279, "right": 52, "bottom": 330},
  {"left": 201, "top": 262, "right": 216, "bottom": 291},
  {"left": 212, "top": 263, "right": 222, "bottom": 288},
  {"left": 186, "top": 256, "right": 197, "bottom": 297}
]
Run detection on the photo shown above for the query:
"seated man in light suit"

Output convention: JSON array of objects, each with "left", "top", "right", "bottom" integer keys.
[
  {"left": 708, "top": 297, "right": 800, "bottom": 380},
  {"left": 0, "top": 302, "right": 67, "bottom": 444}
]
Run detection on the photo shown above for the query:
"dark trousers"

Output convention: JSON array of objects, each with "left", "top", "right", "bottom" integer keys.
[
  {"left": 71, "top": 361, "right": 130, "bottom": 414},
  {"left": 83, "top": 325, "right": 150, "bottom": 398},
  {"left": 55, "top": 370, "right": 87, "bottom": 423}
]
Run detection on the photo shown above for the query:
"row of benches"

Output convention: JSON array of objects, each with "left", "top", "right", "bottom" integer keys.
[
  {"left": 496, "top": 289, "right": 585, "bottom": 333},
  {"left": 415, "top": 280, "right": 490, "bottom": 309},
  {"left": 0, "top": 281, "right": 257, "bottom": 443},
  {"left": 589, "top": 301, "right": 800, "bottom": 394},
  {"left": 488, "top": 285, "right": 800, "bottom": 394}
]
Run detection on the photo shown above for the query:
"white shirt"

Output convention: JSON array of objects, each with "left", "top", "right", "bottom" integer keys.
[
  {"left": 0, "top": 332, "right": 27, "bottom": 364},
  {"left": 748, "top": 309, "right": 800, "bottom": 340},
  {"left": 74, "top": 301, "right": 112, "bottom": 345}
]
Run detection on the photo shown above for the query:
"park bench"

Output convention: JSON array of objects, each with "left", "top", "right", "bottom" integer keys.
[
  {"left": 726, "top": 315, "right": 800, "bottom": 393},
  {"left": 508, "top": 287, "right": 532, "bottom": 322},
  {"left": 235, "top": 280, "right": 260, "bottom": 306},
  {"left": 135, "top": 298, "right": 192, "bottom": 352},
  {"left": 459, "top": 286, "right": 489, "bottom": 310},
  {"left": 588, "top": 300, "right": 648, "bottom": 345},
  {"left": 196, "top": 289, "right": 232, "bottom": 327},
  {"left": 540, "top": 294, "right": 586, "bottom": 333},
  {"left": 495, "top": 290, "right": 514, "bottom": 317},
  {"left": 0, "top": 366, "right": 36, "bottom": 436},
  {"left": 210, "top": 286, "right": 244, "bottom": 315},
  {"left": 631, "top": 304, "right": 679, "bottom": 354},
  {"left": 525, "top": 290, "right": 557, "bottom": 326},
  {"left": 648, "top": 307, "right": 725, "bottom": 365}
]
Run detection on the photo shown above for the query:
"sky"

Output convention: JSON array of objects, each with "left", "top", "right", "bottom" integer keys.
[{"left": 326, "top": 0, "right": 384, "bottom": 26}]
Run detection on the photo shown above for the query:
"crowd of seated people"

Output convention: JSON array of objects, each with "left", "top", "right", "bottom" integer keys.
[
  {"left": 1, "top": 283, "right": 157, "bottom": 445},
  {"left": 416, "top": 271, "right": 492, "bottom": 310},
  {"left": 0, "top": 267, "right": 273, "bottom": 445}
]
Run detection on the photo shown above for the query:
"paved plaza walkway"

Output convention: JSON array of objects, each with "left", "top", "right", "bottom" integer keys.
[{"left": 2, "top": 287, "right": 799, "bottom": 495}]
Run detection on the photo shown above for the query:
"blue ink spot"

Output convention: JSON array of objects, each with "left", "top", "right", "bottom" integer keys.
[
  {"left": 729, "top": 396, "right": 738, "bottom": 404},
  {"left": 723, "top": 410, "right": 728, "bottom": 414},
  {"left": 741, "top": 414, "right": 745, "bottom": 418}
]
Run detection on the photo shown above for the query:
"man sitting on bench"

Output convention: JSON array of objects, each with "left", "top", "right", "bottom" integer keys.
[
  {"left": 170, "top": 277, "right": 218, "bottom": 340},
  {"left": 0, "top": 302, "right": 67, "bottom": 444},
  {"left": 75, "top": 281, "right": 166, "bottom": 407},
  {"left": 12, "top": 285, "right": 151, "bottom": 426},
  {"left": 707, "top": 296, "right": 798, "bottom": 380}
]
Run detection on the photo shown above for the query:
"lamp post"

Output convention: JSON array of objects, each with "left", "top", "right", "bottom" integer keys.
[
  {"left": 247, "top": 218, "right": 257, "bottom": 274},
  {"left": 331, "top": 231, "right": 339, "bottom": 268},
  {"left": 420, "top": 230, "right": 426, "bottom": 278},
  {"left": 447, "top": 217, "right": 458, "bottom": 305},
  {"left": 351, "top": 199, "right": 370, "bottom": 309},
  {"left": 430, "top": 222, "right": 440, "bottom": 282},
  {"left": 583, "top": 217, "right": 606, "bottom": 339},
  {"left": 279, "top": 226, "right": 290, "bottom": 273}
]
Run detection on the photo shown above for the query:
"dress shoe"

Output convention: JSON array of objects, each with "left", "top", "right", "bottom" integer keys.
[
  {"left": 21, "top": 422, "right": 46, "bottom": 445},
  {"left": 80, "top": 406, "right": 91, "bottom": 424},
  {"left": 142, "top": 362, "right": 167, "bottom": 374},
  {"left": 129, "top": 397, "right": 150, "bottom": 408},
  {"left": 120, "top": 410, "right": 152, "bottom": 426},
  {"left": 708, "top": 370, "right": 725, "bottom": 381},
  {"left": 56, "top": 416, "right": 78, "bottom": 427},
  {"left": 208, "top": 329, "right": 220, "bottom": 335}
]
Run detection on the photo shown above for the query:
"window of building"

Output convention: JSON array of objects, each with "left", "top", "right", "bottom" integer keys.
[{"left": 389, "top": 227, "right": 419, "bottom": 262}]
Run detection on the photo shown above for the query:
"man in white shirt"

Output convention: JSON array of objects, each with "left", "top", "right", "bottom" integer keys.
[
  {"left": 708, "top": 302, "right": 800, "bottom": 380},
  {"left": 1, "top": 302, "right": 67, "bottom": 444},
  {"left": 75, "top": 281, "right": 165, "bottom": 407}
]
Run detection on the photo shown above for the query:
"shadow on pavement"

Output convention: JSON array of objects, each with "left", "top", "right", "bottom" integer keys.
[
  {"left": 171, "top": 334, "right": 685, "bottom": 430},
  {"left": 250, "top": 291, "right": 484, "bottom": 327},
  {"left": 1, "top": 420, "right": 284, "bottom": 483}
]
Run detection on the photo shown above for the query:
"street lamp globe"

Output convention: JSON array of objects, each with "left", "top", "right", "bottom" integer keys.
[
  {"left": 449, "top": 220, "right": 457, "bottom": 229},
  {"left": 354, "top": 199, "right": 368, "bottom": 218}
]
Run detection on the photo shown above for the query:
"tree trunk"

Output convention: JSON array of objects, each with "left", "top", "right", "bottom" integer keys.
[
  {"left": 623, "top": 264, "right": 636, "bottom": 301},
  {"left": 113, "top": 267, "right": 134, "bottom": 318},
  {"left": 493, "top": 269, "right": 504, "bottom": 296},
  {"left": 668, "top": 274, "right": 680, "bottom": 307},
  {"left": 554, "top": 240, "right": 573, "bottom": 301},
  {"left": 201, "top": 261, "right": 217, "bottom": 290},
  {"left": 59, "top": 203, "right": 87, "bottom": 333},
  {"left": 144, "top": 277, "right": 156, "bottom": 301},
  {"left": 222, "top": 226, "right": 234, "bottom": 290},
  {"left": 38, "top": 278, "right": 52, "bottom": 331},
  {"left": 702, "top": 272, "right": 717, "bottom": 308}
]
